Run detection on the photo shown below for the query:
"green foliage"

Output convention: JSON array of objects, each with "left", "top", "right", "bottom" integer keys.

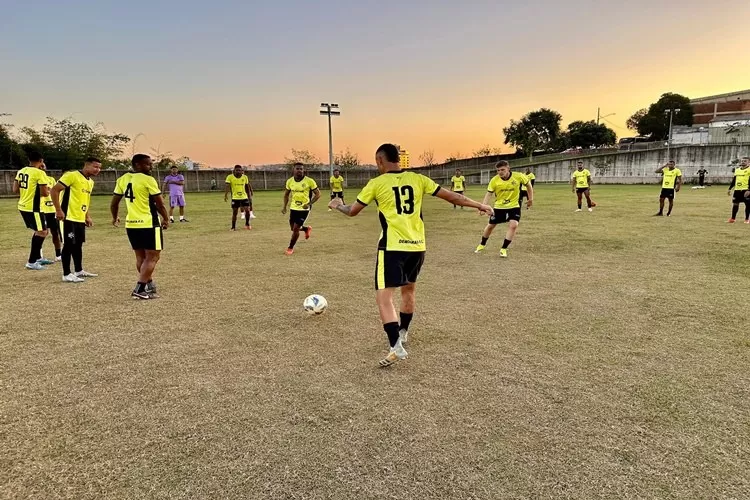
[
  {"left": 334, "top": 148, "right": 359, "bottom": 169},
  {"left": 284, "top": 149, "right": 322, "bottom": 167},
  {"left": 564, "top": 121, "right": 617, "bottom": 149},
  {"left": 627, "top": 93, "right": 693, "bottom": 140},
  {"left": 503, "top": 108, "right": 563, "bottom": 157},
  {"left": 0, "top": 125, "right": 27, "bottom": 168}
]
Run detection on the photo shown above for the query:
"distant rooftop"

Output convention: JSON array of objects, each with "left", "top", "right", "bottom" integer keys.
[
  {"left": 709, "top": 113, "right": 750, "bottom": 123},
  {"left": 691, "top": 89, "right": 750, "bottom": 104}
]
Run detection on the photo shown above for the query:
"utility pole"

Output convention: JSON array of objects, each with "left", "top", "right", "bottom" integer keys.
[
  {"left": 319, "top": 103, "right": 340, "bottom": 177},
  {"left": 665, "top": 108, "right": 681, "bottom": 160}
]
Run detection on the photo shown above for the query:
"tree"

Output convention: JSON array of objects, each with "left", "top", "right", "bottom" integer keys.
[
  {"left": 503, "top": 108, "right": 563, "bottom": 158},
  {"left": 334, "top": 148, "right": 359, "bottom": 169},
  {"left": 284, "top": 148, "right": 321, "bottom": 167},
  {"left": 472, "top": 145, "right": 493, "bottom": 157},
  {"left": 626, "top": 108, "right": 647, "bottom": 132},
  {"left": 566, "top": 121, "right": 617, "bottom": 149},
  {"left": 627, "top": 93, "right": 693, "bottom": 140},
  {"left": 0, "top": 125, "right": 27, "bottom": 168},
  {"left": 445, "top": 152, "right": 465, "bottom": 163},
  {"left": 418, "top": 149, "right": 436, "bottom": 167}
]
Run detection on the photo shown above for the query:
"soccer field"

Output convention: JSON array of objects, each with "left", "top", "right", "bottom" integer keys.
[{"left": 1, "top": 184, "right": 749, "bottom": 499}]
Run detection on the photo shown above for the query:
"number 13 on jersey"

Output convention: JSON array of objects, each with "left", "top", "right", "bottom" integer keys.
[{"left": 392, "top": 185, "right": 415, "bottom": 214}]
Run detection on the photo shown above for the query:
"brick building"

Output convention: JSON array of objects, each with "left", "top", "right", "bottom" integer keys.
[{"left": 691, "top": 89, "right": 750, "bottom": 125}]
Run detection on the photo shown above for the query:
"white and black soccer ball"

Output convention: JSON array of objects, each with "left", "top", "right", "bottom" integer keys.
[{"left": 303, "top": 294, "right": 328, "bottom": 315}]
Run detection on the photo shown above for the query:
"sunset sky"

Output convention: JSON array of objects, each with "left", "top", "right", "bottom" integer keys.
[{"left": 4, "top": 0, "right": 749, "bottom": 167}]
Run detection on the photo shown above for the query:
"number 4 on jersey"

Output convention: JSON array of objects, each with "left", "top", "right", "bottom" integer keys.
[{"left": 123, "top": 183, "right": 135, "bottom": 202}]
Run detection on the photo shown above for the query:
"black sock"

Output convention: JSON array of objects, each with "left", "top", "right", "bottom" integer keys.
[
  {"left": 245, "top": 220, "right": 250, "bottom": 226},
  {"left": 481, "top": 237, "right": 489, "bottom": 246},
  {"left": 745, "top": 204, "right": 750, "bottom": 220},
  {"left": 29, "top": 235, "right": 44, "bottom": 264},
  {"left": 72, "top": 243, "right": 83, "bottom": 273},
  {"left": 302, "top": 226, "right": 308, "bottom": 232},
  {"left": 732, "top": 205, "right": 739, "bottom": 219},
  {"left": 502, "top": 239, "right": 512, "bottom": 249},
  {"left": 288, "top": 238, "right": 296, "bottom": 249},
  {"left": 62, "top": 245, "right": 72, "bottom": 275},
  {"left": 55, "top": 247, "right": 62, "bottom": 257},
  {"left": 383, "top": 322, "right": 400, "bottom": 348},
  {"left": 399, "top": 312, "right": 413, "bottom": 332},
  {"left": 667, "top": 205, "right": 673, "bottom": 216},
  {"left": 578, "top": 203, "right": 582, "bottom": 209},
  {"left": 135, "top": 282, "right": 147, "bottom": 293}
]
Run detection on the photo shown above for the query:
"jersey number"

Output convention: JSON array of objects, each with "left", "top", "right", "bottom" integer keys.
[
  {"left": 123, "top": 183, "right": 135, "bottom": 202},
  {"left": 392, "top": 186, "right": 415, "bottom": 215},
  {"left": 18, "top": 173, "right": 29, "bottom": 189}
]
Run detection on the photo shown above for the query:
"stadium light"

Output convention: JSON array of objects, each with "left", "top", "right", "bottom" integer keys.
[
  {"left": 320, "top": 103, "right": 341, "bottom": 177},
  {"left": 665, "top": 108, "right": 681, "bottom": 159}
]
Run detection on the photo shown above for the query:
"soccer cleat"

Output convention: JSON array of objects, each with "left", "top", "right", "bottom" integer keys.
[
  {"left": 588, "top": 208, "right": 593, "bottom": 212},
  {"left": 654, "top": 213, "right": 663, "bottom": 217},
  {"left": 230, "top": 228, "right": 236, "bottom": 231},
  {"left": 575, "top": 209, "right": 582, "bottom": 212},
  {"left": 328, "top": 208, "right": 332, "bottom": 212},
  {"left": 304, "top": 226, "right": 312, "bottom": 240},
  {"left": 131, "top": 290, "right": 151, "bottom": 300},
  {"left": 474, "top": 244, "right": 485, "bottom": 253},
  {"left": 37, "top": 258, "right": 54, "bottom": 265},
  {"left": 591, "top": 202, "right": 598, "bottom": 207},
  {"left": 25, "top": 262, "right": 46, "bottom": 271},
  {"left": 500, "top": 248, "right": 508, "bottom": 258},
  {"left": 745, "top": 220, "right": 750, "bottom": 224},
  {"left": 145, "top": 282, "right": 159, "bottom": 299},
  {"left": 399, "top": 328, "right": 409, "bottom": 344},
  {"left": 76, "top": 270, "right": 98, "bottom": 278},
  {"left": 249, "top": 213, "right": 256, "bottom": 219},
  {"left": 728, "top": 218, "right": 736, "bottom": 223},
  {"left": 245, "top": 225, "right": 252, "bottom": 230},
  {"left": 55, "top": 256, "right": 62, "bottom": 262},
  {"left": 169, "top": 217, "right": 175, "bottom": 223},
  {"left": 285, "top": 248, "right": 294, "bottom": 255},
  {"left": 378, "top": 342, "right": 408, "bottom": 368},
  {"left": 62, "top": 273, "right": 84, "bottom": 282},
  {"left": 180, "top": 218, "right": 189, "bottom": 223}
]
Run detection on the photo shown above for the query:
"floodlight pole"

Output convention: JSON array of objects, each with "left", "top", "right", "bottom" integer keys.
[
  {"left": 665, "top": 108, "right": 681, "bottom": 160},
  {"left": 320, "top": 103, "right": 340, "bottom": 177}
]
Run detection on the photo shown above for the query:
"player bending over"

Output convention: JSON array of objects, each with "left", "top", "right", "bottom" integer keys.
[
  {"left": 111, "top": 154, "right": 170, "bottom": 299},
  {"left": 654, "top": 160, "right": 682, "bottom": 217},
  {"left": 329, "top": 143, "right": 493, "bottom": 367},
  {"left": 282, "top": 163, "right": 320, "bottom": 255},
  {"left": 727, "top": 157, "right": 750, "bottom": 223},
  {"left": 475, "top": 161, "right": 532, "bottom": 258}
]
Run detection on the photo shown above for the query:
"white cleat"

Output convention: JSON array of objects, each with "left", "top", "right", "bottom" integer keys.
[
  {"left": 588, "top": 208, "right": 593, "bottom": 212},
  {"left": 249, "top": 212, "right": 257, "bottom": 219},
  {"left": 25, "top": 262, "right": 46, "bottom": 271},
  {"left": 399, "top": 329, "right": 409, "bottom": 344},
  {"left": 55, "top": 256, "right": 62, "bottom": 262},
  {"left": 575, "top": 209, "right": 582, "bottom": 212},
  {"left": 379, "top": 340, "right": 408, "bottom": 367},
  {"left": 62, "top": 273, "right": 85, "bottom": 283},
  {"left": 75, "top": 270, "right": 98, "bottom": 278}
]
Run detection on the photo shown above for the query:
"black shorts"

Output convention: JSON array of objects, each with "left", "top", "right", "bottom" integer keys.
[
  {"left": 127, "top": 227, "right": 164, "bottom": 251},
  {"left": 45, "top": 214, "right": 61, "bottom": 237},
  {"left": 231, "top": 199, "right": 251, "bottom": 209},
  {"left": 289, "top": 209, "right": 310, "bottom": 227},
  {"left": 330, "top": 191, "right": 344, "bottom": 199},
  {"left": 576, "top": 187, "right": 590, "bottom": 194},
  {"left": 660, "top": 188, "right": 675, "bottom": 200},
  {"left": 489, "top": 208, "right": 521, "bottom": 225},
  {"left": 20, "top": 211, "right": 47, "bottom": 231},
  {"left": 375, "top": 250, "right": 425, "bottom": 290},
  {"left": 732, "top": 190, "right": 749, "bottom": 203},
  {"left": 62, "top": 221, "right": 86, "bottom": 245}
]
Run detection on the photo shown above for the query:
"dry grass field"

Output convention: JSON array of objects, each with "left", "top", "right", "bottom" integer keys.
[{"left": 1, "top": 184, "right": 749, "bottom": 499}]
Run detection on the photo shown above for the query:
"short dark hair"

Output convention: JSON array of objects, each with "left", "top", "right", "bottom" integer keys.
[
  {"left": 170, "top": 165, "right": 178, "bottom": 169},
  {"left": 27, "top": 151, "right": 43, "bottom": 163},
  {"left": 376, "top": 144, "right": 400, "bottom": 163},
  {"left": 234, "top": 164, "right": 242, "bottom": 169},
  {"left": 293, "top": 162, "right": 304, "bottom": 168},
  {"left": 86, "top": 156, "right": 102, "bottom": 164},
  {"left": 131, "top": 154, "right": 150, "bottom": 167},
  {"left": 496, "top": 161, "right": 509, "bottom": 168}
]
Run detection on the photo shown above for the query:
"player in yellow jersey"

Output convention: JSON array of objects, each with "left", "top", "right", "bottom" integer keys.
[
  {"left": 571, "top": 161, "right": 594, "bottom": 212},
  {"left": 727, "top": 157, "right": 750, "bottom": 223},
  {"left": 475, "top": 161, "right": 532, "bottom": 258},
  {"left": 328, "top": 168, "right": 345, "bottom": 211},
  {"left": 12, "top": 151, "right": 52, "bottom": 270},
  {"left": 111, "top": 154, "right": 170, "bottom": 299},
  {"left": 39, "top": 162, "right": 62, "bottom": 262},
  {"left": 329, "top": 144, "right": 493, "bottom": 367},
  {"left": 450, "top": 168, "right": 466, "bottom": 209},
  {"left": 519, "top": 167, "right": 536, "bottom": 210},
  {"left": 51, "top": 157, "right": 101, "bottom": 282},
  {"left": 224, "top": 165, "right": 253, "bottom": 230},
  {"left": 282, "top": 163, "right": 321, "bottom": 255},
  {"left": 654, "top": 160, "right": 682, "bottom": 217}
]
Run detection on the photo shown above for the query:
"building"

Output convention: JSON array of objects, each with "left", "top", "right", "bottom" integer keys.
[
  {"left": 397, "top": 146, "right": 410, "bottom": 169},
  {"left": 691, "top": 89, "right": 750, "bottom": 125},
  {"left": 708, "top": 115, "right": 750, "bottom": 144}
]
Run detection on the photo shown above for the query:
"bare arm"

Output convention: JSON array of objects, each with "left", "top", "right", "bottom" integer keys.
[
  {"left": 570, "top": 177, "right": 576, "bottom": 191},
  {"left": 655, "top": 166, "right": 664, "bottom": 174},
  {"left": 525, "top": 183, "right": 534, "bottom": 208},
  {"left": 282, "top": 189, "right": 290, "bottom": 213},
  {"left": 111, "top": 194, "right": 122, "bottom": 225},
  {"left": 436, "top": 189, "right": 494, "bottom": 215},
  {"left": 332, "top": 200, "right": 367, "bottom": 217},
  {"left": 309, "top": 188, "right": 321, "bottom": 207},
  {"left": 676, "top": 175, "right": 682, "bottom": 191},
  {"left": 51, "top": 183, "right": 65, "bottom": 219},
  {"left": 152, "top": 194, "right": 170, "bottom": 229},
  {"left": 587, "top": 175, "right": 592, "bottom": 188},
  {"left": 224, "top": 182, "right": 231, "bottom": 202},
  {"left": 245, "top": 183, "right": 251, "bottom": 199},
  {"left": 481, "top": 191, "right": 492, "bottom": 207},
  {"left": 12, "top": 180, "right": 19, "bottom": 195}
]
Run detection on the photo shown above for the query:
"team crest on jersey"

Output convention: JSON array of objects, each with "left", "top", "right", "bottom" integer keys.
[
  {"left": 67, "top": 232, "right": 75, "bottom": 238},
  {"left": 82, "top": 205, "right": 87, "bottom": 212}
]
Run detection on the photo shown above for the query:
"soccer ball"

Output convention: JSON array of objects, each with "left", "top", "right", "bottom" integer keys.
[{"left": 303, "top": 294, "right": 328, "bottom": 315}]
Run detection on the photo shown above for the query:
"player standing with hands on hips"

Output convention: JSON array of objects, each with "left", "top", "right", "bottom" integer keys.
[{"left": 329, "top": 144, "right": 493, "bottom": 368}]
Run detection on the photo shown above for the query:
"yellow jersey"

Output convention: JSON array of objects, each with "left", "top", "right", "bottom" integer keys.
[
  {"left": 58, "top": 170, "right": 94, "bottom": 223},
  {"left": 522, "top": 172, "right": 535, "bottom": 191},
  {"left": 661, "top": 167, "right": 682, "bottom": 189},
  {"left": 15, "top": 166, "right": 48, "bottom": 212},
  {"left": 286, "top": 176, "right": 318, "bottom": 211},
  {"left": 356, "top": 171, "right": 440, "bottom": 252},
  {"left": 572, "top": 169, "right": 591, "bottom": 188},
  {"left": 451, "top": 175, "right": 465, "bottom": 191},
  {"left": 114, "top": 172, "right": 162, "bottom": 228},
  {"left": 41, "top": 175, "right": 57, "bottom": 214},
  {"left": 733, "top": 167, "right": 750, "bottom": 190},
  {"left": 225, "top": 174, "right": 250, "bottom": 200},
  {"left": 330, "top": 175, "right": 344, "bottom": 193},
  {"left": 487, "top": 172, "right": 529, "bottom": 209}
]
